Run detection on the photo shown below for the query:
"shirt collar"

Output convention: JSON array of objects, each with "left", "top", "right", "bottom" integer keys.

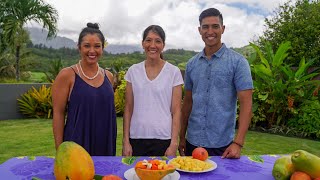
[{"left": 200, "top": 43, "right": 227, "bottom": 59}]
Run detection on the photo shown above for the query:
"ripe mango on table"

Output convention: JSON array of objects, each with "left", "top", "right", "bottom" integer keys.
[
  {"left": 291, "top": 150, "right": 320, "bottom": 179},
  {"left": 272, "top": 155, "right": 295, "bottom": 180}
]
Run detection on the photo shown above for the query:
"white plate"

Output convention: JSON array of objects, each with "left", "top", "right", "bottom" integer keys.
[
  {"left": 124, "top": 168, "right": 180, "bottom": 180},
  {"left": 168, "top": 159, "right": 217, "bottom": 173}
]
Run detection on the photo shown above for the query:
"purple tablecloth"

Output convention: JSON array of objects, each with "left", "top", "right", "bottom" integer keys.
[{"left": 0, "top": 155, "right": 279, "bottom": 180}]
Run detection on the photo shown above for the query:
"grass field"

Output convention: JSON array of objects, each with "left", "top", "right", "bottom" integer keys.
[
  {"left": 0, "top": 72, "right": 47, "bottom": 83},
  {"left": 29, "top": 72, "right": 47, "bottom": 83},
  {"left": 1, "top": 118, "right": 320, "bottom": 164}
]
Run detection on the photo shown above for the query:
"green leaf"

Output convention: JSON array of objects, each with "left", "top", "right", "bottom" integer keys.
[
  {"left": 31, "top": 177, "right": 42, "bottom": 180},
  {"left": 121, "top": 156, "right": 138, "bottom": 165},
  {"left": 28, "top": 156, "right": 36, "bottom": 161},
  {"left": 160, "top": 156, "right": 169, "bottom": 160},
  {"left": 93, "top": 174, "right": 104, "bottom": 180},
  {"left": 258, "top": 93, "right": 268, "bottom": 101},
  {"left": 273, "top": 41, "right": 291, "bottom": 67},
  {"left": 280, "top": 66, "right": 294, "bottom": 80},
  {"left": 250, "top": 42, "right": 271, "bottom": 69},
  {"left": 248, "top": 155, "right": 264, "bottom": 163},
  {"left": 254, "top": 64, "right": 273, "bottom": 78}
]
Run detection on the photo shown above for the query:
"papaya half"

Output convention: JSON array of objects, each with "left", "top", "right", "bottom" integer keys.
[
  {"left": 272, "top": 155, "right": 295, "bottom": 180},
  {"left": 135, "top": 167, "right": 175, "bottom": 180},
  {"left": 291, "top": 150, "right": 320, "bottom": 179},
  {"left": 54, "top": 141, "right": 95, "bottom": 180},
  {"left": 134, "top": 160, "right": 175, "bottom": 180}
]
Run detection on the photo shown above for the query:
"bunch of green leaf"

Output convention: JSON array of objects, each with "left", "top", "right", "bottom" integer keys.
[
  {"left": 44, "top": 58, "right": 63, "bottom": 82},
  {"left": 249, "top": 41, "right": 320, "bottom": 127},
  {"left": 287, "top": 99, "right": 320, "bottom": 139},
  {"left": 17, "top": 85, "right": 52, "bottom": 118},
  {"left": 114, "top": 71, "right": 127, "bottom": 116},
  {"left": 20, "top": 71, "right": 32, "bottom": 81},
  {"left": 251, "top": 90, "right": 267, "bottom": 128},
  {"left": 0, "top": 51, "right": 15, "bottom": 78},
  {"left": 258, "top": 0, "right": 320, "bottom": 66}
]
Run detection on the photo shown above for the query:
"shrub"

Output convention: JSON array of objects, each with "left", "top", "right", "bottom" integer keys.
[
  {"left": 17, "top": 85, "right": 52, "bottom": 118},
  {"left": 249, "top": 41, "right": 320, "bottom": 127},
  {"left": 287, "top": 99, "right": 320, "bottom": 139},
  {"left": 0, "top": 65, "right": 15, "bottom": 78},
  {"left": 44, "top": 59, "right": 63, "bottom": 82},
  {"left": 20, "top": 71, "right": 32, "bottom": 81},
  {"left": 114, "top": 71, "right": 126, "bottom": 116}
]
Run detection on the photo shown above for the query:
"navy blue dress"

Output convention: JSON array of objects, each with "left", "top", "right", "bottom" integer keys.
[{"left": 63, "top": 69, "right": 116, "bottom": 156}]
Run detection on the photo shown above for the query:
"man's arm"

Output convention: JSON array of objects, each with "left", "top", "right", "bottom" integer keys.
[
  {"left": 222, "top": 89, "right": 253, "bottom": 158},
  {"left": 178, "top": 90, "right": 193, "bottom": 156},
  {"left": 234, "top": 89, "right": 253, "bottom": 146}
]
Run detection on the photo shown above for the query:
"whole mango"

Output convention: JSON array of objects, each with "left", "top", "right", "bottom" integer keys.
[
  {"left": 54, "top": 141, "right": 95, "bottom": 180},
  {"left": 272, "top": 155, "right": 295, "bottom": 180},
  {"left": 291, "top": 150, "right": 320, "bottom": 179}
]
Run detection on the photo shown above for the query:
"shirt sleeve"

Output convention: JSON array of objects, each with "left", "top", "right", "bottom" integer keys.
[
  {"left": 124, "top": 66, "right": 132, "bottom": 83},
  {"left": 184, "top": 63, "right": 193, "bottom": 91},
  {"left": 173, "top": 67, "right": 184, "bottom": 87},
  {"left": 234, "top": 57, "right": 253, "bottom": 91}
]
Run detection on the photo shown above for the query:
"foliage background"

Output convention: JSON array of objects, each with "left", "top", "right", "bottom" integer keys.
[{"left": 258, "top": 0, "right": 320, "bottom": 66}]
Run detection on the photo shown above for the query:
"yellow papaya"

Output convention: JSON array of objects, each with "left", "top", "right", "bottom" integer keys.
[
  {"left": 54, "top": 141, "right": 95, "bottom": 180},
  {"left": 272, "top": 155, "right": 295, "bottom": 180},
  {"left": 291, "top": 150, "right": 320, "bottom": 178}
]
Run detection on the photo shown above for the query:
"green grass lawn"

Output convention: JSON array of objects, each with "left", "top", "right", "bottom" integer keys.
[
  {"left": 29, "top": 72, "right": 47, "bottom": 83},
  {"left": 0, "top": 72, "right": 47, "bottom": 83},
  {"left": 0, "top": 118, "right": 320, "bottom": 164}
]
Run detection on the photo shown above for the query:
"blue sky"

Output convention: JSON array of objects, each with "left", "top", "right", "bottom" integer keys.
[
  {"left": 227, "top": 2, "right": 270, "bottom": 16},
  {"left": 29, "top": 0, "right": 292, "bottom": 51}
]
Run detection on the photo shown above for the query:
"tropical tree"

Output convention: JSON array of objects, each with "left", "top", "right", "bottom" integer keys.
[
  {"left": 258, "top": 0, "right": 320, "bottom": 66},
  {"left": 44, "top": 58, "right": 63, "bottom": 82},
  {"left": 0, "top": 1, "right": 7, "bottom": 55},
  {"left": 0, "top": 52, "right": 15, "bottom": 78},
  {"left": 1, "top": 0, "right": 58, "bottom": 81},
  {"left": 249, "top": 41, "right": 320, "bottom": 128}
]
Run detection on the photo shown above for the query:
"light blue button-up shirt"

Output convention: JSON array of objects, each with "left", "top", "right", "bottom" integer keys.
[{"left": 184, "top": 44, "right": 253, "bottom": 148}]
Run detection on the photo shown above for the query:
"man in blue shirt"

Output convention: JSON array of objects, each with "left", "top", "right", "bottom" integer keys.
[{"left": 179, "top": 8, "right": 253, "bottom": 159}]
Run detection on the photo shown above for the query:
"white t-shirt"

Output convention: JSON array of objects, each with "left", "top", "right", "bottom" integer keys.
[{"left": 125, "top": 61, "right": 184, "bottom": 139}]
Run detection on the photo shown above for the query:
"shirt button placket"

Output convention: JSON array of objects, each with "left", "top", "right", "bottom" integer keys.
[{"left": 203, "top": 62, "right": 210, "bottom": 139}]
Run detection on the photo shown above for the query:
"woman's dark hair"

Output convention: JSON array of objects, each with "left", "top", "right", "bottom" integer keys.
[
  {"left": 199, "top": 8, "right": 223, "bottom": 25},
  {"left": 142, "top": 25, "right": 165, "bottom": 59},
  {"left": 78, "top": 23, "right": 105, "bottom": 48}
]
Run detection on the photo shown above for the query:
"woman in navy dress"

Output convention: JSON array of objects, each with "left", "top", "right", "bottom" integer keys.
[{"left": 52, "top": 23, "right": 116, "bottom": 155}]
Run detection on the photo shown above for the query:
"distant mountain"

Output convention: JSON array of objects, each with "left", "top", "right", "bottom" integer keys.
[
  {"left": 26, "top": 27, "right": 142, "bottom": 54},
  {"left": 27, "top": 27, "right": 76, "bottom": 49},
  {"left": 105, "top": 44, "right": 143, "bottom": 54}
]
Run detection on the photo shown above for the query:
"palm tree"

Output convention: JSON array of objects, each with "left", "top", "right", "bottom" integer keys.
[
  {"left": 1, "top": 0, "right": 58, "bottom": 81},
  {"left": 0, "top": 1, "right": 7, "bottom": 55}
]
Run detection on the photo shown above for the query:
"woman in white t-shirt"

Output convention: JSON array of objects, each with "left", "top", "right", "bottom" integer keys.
[{"left": 122, "top": 25, "right": 184, "bottom": 156}]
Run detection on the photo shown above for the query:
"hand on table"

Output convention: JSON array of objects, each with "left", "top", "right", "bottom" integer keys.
[
  {"left": 165, "top": 144, "right": 178, "bottom": 156},
  {"left": 178, "top": 138, "right": 186, "bottom": 156},
  {"left": 221, "top": 143, "right": 241, "bottom": 159},
  {"left": 122, "top": 142, "right": 132, "bottom": 156}
]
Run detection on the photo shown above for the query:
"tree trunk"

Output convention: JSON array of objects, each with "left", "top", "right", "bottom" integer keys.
[{"left": 15, "top": 45, "right": 20, "bottom": 81}]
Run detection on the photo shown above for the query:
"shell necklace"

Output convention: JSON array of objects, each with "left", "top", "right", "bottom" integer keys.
[{"left": 78, "top": 60, "right": 100, "bottom": 80}]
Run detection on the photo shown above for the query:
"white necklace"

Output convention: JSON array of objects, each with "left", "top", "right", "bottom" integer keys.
[{"left": 78, "top": 60, "right": 100, "bottom": 80}]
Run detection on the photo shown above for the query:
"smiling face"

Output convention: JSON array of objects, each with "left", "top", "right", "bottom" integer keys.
[
  {"left": 198, "top": 16, "right": 225, "bottom": 51},
  {"left": 78, "top": 34, "right": 103, "bottom": 64},
  {"left": 142, "top": 31, "right": 165, "bottom": 60}
]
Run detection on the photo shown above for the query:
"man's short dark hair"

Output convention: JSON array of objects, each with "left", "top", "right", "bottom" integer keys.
[{"left": 199, "top": 8, "right": 223, "bottom": 25}]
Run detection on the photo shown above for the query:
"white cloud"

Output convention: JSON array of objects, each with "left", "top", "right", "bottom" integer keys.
[{"left": 33, "top": 0, "right": 291, "bottom": 51}]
